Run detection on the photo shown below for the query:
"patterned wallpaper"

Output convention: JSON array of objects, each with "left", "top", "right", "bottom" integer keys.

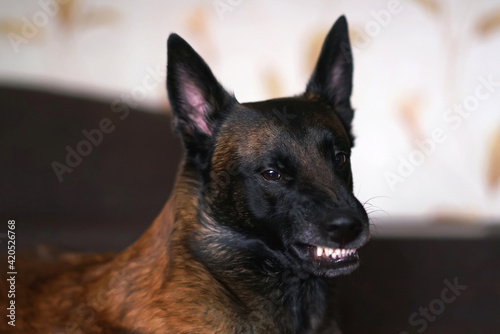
[{"left": 1, "top": 0, "right": 500, "bottom": 224}]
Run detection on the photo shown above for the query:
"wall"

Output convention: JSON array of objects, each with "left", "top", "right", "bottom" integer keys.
[{"left": 1, "top": 0, "right": 500, "bottom": 224}]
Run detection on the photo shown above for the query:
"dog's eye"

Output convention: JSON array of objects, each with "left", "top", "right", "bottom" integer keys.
[
  {"left": 261, "top": 170, "right": 282, "bottom": 181},
  {"left": 335, "top": 153, "right": 348, "bottom": 168}
]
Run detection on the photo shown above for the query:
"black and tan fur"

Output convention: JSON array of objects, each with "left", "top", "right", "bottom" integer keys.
[{"left": 1, "top": 16, "right": 369, "bottom": 334}]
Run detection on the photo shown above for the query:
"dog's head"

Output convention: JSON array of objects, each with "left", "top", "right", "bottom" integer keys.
[{"left": 167, "top": 16, "right": 369, "bottom": 278}]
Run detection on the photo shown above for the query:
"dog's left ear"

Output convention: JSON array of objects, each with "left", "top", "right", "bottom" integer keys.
[
  {"left": 306, "top": 16, "right": 354, "bottom": 139},
  {"left": 167, "top": 34, "right": 234, "bottom": 153}
]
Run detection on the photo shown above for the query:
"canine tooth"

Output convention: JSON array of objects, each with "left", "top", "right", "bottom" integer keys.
[
  {"left": 325, "top": 248, "right": 334, "bottom": 256},
  {"left": 317, "top": 246, "right": 323, "bottom": 257}
]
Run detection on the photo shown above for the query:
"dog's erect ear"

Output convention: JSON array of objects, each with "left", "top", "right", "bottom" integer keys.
[
  {"left": 306, "top": 16, "right": 354, "bottom": 136},
  {"left": 167, "top": 34, "right": 234, "bottom": 147}
]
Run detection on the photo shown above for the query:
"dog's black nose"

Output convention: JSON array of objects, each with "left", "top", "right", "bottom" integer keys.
[{"left": 326, "top": 214, "right": 363, "bottom": 246}]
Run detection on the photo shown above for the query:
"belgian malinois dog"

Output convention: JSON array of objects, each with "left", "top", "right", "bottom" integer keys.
[{"left": 5, "top": 15, "right": 369, "bottom": 333}]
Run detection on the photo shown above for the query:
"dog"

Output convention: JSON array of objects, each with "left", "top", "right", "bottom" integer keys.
[{"left": 3, "top": 15, "right": 369, "bottom": 334}]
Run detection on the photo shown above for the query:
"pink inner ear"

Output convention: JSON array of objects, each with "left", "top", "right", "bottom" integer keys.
[{"left": 183, "top": 79, "right": 211, "bottom": 136}]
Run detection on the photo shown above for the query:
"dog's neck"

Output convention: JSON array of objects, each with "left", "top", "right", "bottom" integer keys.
[{"left": 191, "top": 215, "right": 337, "bottom": 333}]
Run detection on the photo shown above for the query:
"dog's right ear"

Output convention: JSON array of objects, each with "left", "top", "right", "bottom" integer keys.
[{"left": 167, "top": 34, "right": 234, "bottom": 151}]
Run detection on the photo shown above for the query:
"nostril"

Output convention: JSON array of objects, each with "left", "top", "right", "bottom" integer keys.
[{"left": 326, "top": 215, "right": 363, "bottom": 245}]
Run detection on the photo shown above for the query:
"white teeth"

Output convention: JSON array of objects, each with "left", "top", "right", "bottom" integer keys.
[
  {"left": 315, "top": 247, "right": 357, "bottom": 259},
  {"left": 317, "top": 246, "right": 324, "bottom": 257}
]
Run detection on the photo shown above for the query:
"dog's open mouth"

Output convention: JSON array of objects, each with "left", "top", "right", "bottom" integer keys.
[{"left": 291, "top": 244, "right": 360, "bottom": 277}]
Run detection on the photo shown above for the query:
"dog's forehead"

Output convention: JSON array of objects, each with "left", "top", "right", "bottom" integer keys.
[
  {"left": 236, "top": 97, "right": 348, "bottom": 140},
  {"left": 215, "top": 96, "right": 351, "bottom": 162},
  {"left": 241, "top": 96, "right": 345, "bottom": 129}
]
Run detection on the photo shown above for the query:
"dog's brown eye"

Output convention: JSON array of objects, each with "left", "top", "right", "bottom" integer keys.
[
  {"left": 262, "top": 170, "right": 281, "bottom": 181},
  {"left": 335, "top": 153, "right": 347, "bottom": 167}
]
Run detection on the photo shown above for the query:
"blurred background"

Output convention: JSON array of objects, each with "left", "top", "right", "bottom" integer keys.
[
  {"left": 1, "top": 1, "right": 500, "bottom": 333},
  {"left": 2, "top": 0, "right": 500, "bottom": 226}
]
